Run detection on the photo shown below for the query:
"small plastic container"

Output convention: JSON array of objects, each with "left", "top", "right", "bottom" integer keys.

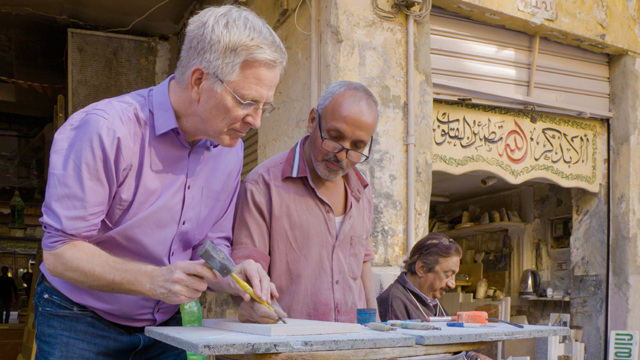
[
  {"left": 475, "top": 278, "right": 488, "bottom": 299},
  {"left": 357, "top": 308, "right": 377, "bottom": 324},
  {"left": 546, "top": 287, "right": 554, "bottom": 298},
  {"left": 486, "top": 287, "right": 496, "bottom": 297}
]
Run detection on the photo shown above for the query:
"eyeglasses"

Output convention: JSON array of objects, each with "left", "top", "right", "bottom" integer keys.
[
  {"left": 421, "top": 236, "right": 453, "bottom": 252},
  {"left": 214, "top": 74, "right": 276, "bottom": 117},
  {"left": 317, "top": 112, "right": 373, "bottom": 163},
  {"left": 435, "top": 268, "right": 455, "bottom": 281}
]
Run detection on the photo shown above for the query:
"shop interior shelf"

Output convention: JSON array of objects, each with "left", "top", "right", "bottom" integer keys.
[
  {"left": 441, "top": 221, "right": 526, "bottom": 238},
  {"left": 0, "top": 235, "right": 42, "bottom": 241},
  {"left": 521, "top": 296, "right": 570, "bottom": 302}
]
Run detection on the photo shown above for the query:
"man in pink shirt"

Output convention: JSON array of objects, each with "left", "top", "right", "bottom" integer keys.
[{"left": 232, "top": 80, "right": 379, "bottom": 323}]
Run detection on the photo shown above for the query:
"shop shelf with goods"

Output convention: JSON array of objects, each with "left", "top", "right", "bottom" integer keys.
[{"left": 441, "top": 221, "right": 525, "bottom": 238}]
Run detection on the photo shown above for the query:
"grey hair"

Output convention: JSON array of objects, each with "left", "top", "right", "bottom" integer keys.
[
  {"left": 175, "top": 5, "right": 287, "bottom": 89},
  {"left": 317, "top": 80, "right": 379, "bottom": 117}
]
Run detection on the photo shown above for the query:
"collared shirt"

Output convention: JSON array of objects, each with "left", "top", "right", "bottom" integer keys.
[
  {"left": 402, "top": 273, "right": 439, "bottom": 307},
  {"left": 39, "top": 75, "right": 243, "bottom": 327},
  {"left": 231, "top": 136, "right": 374, "bottom": 323}
]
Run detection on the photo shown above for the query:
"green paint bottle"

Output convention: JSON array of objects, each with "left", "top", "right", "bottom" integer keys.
[{"left": 180, "top": 300, "right": 206, "bottom": 360}]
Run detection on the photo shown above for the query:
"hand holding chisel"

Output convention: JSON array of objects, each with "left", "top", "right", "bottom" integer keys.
[{"left": 197, "top": 242, "right": 287, "bottom": 324}]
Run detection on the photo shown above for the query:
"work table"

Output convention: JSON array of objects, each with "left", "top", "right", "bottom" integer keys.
[{"left": 145, "top": 322, "right": 570, "bottom": 359}]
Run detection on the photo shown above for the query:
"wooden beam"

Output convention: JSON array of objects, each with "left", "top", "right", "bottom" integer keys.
[{"left": 219, "top": 343, "right": 487, "bottom": 360}]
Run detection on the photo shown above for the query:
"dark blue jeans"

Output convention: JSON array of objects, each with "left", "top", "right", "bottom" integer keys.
[{"left": 33, "top": 275, "right": 187, "bottom": 360}]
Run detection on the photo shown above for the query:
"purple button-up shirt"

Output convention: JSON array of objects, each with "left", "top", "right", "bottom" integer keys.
[{"left": 40, "top": 75, "right": 243, "bottom": 326}]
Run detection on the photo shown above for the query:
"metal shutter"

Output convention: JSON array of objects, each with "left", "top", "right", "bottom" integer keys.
[
  {"left": 67, "top": 29, "right": 161, "bottom": 115},
  {"left": 431, "top": 9, "right": 611, "bottom": 118},
  {"left": 241, "top": 128, "right": 258, "bottom": 180}
]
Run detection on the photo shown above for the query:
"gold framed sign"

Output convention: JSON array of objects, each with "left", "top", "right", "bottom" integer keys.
[{"left": 432, "top": 101, "right": 604, "bottom": 193}]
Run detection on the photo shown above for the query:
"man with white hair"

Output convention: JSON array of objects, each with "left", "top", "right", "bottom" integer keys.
[
  {"left": 232, "top": 80, "right": 379, "bottom": 323},
  {"left": 35, "top": 6, "right": 287, "bottom": 359}
]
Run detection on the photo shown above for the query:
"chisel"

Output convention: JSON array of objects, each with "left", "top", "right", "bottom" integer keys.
[
  {"left": 365, "top": 323, "right": 396, "bottom": 331},
  {"left": 197, "top": 241, "right": 287, "bottom": 324},
  {"left": 388, "top": 320, "right": 441, "bottom": 330}
]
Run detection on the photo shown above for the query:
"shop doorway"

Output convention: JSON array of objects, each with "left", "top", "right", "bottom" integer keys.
[{"left": 428, "top": 8, "right": 609, "bottom": 358}]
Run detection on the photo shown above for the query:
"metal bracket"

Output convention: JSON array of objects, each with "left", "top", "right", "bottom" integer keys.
[{"left": 404, "top": 135, "right": 416, "bottom": 145}]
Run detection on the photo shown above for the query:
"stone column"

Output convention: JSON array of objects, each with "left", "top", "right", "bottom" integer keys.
[
  {"left": 609, "top": 54, "right": 640, "bottom": 332},
  {"left": 570, "top": 187, "right": 608, "bottom": 360}
]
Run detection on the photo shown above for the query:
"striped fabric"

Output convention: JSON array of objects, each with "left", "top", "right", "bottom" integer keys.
[{"left": 290, "top": 139, "right": 303, "bottom": 177}]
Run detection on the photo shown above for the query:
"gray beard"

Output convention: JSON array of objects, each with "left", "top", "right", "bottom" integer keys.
[{"left": 310, "top": 142, "right": 348, "bottom": 181}]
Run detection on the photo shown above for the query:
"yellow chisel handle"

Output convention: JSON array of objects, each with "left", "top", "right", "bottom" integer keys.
[
  {"left": 230, "top": 273, "right": 286, "bottom": 323},
  {"left": 366, "top": 323, "right": 396, "bottom": 331}
]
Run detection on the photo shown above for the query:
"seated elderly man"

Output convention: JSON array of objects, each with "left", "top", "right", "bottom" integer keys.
[
  {"left": 377, "top": 232, "right": 460, "bottom": 320},
  {"left": 377, "top": 233, "right": 492, "bottom": 360}
]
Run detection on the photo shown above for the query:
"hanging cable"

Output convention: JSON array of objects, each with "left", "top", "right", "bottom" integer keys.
[
  {"left": 0, "top": 6, "right": 87, "bottom": 26},
  {"left": 295, "top": 0, "right": 311, "bottom": 35},
  {"left": 106, "top": 0, "right": 171, "bottom": 32},
  {"left": 372, "top": 0, "right": 400, "bottom": 21}
]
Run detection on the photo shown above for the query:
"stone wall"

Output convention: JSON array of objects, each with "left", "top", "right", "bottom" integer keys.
[
  {"left": 610, "top": 54, "right": 640, "bottom": 333},
  {"left": 248, "top": 0, "right": 434, "bottom": 288},
  {"left": 248, "top": 0, "right": 313, "bottom": 162}
]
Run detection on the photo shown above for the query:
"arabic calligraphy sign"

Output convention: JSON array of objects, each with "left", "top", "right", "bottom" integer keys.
[{"left": 432, "top": 101, "right": 603, "bottom": 192}]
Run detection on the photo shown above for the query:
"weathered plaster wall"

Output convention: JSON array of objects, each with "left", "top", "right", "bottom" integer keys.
[
  {"left": 320, "top": 0, "right": 409, "bottom": 267},
  {"left": 257, "top": 0, "right": 433, "bottom": 269},
  {"left": 247, "top": 1, "right": 434, "bottom": 292},
  {"left": 610, "top": 54, "right": 640, "bottom": 333},
  {"left": 415, "top": 17, "right": 434, "bottom": 245},
  {"left": 571, "top": 186, "right": 608, "bottom": 360},
  {"left": 249, "top": 0, "right": 313, "bottom": 161},
  {"left": 433, "top": 0, "right": 640, "bottom": 54}
]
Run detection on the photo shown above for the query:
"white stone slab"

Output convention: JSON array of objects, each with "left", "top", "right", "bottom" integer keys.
[{"left": 202, "top": 318, "right": 361, "bottom": 336}]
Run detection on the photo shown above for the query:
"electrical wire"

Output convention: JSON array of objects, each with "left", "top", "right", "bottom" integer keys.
[
  {"left": 372, "top": 0, "right": 432, "bottom": 21},
  {"left": 372, "top": 0, "right": 400, "bottom": 21},
  {"left": 551, "top": 298, "right": 565, "bottom": 326},
  {"left": 0, "top": 6, "right": 87, "bottom": 26},
  {"left": 294, "top": 0, "right": 311, "bottom": 35},
  {"left": 106, "top": 0, "right": 171, "bottom": 32}
]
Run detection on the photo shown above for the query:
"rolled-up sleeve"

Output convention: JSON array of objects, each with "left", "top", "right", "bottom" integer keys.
[
  {"left": 231, "top": 179, "right": 272, "bottom": 272},
  {"left": 40, "top": 113, "right": 127, "bottom": 251}
]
